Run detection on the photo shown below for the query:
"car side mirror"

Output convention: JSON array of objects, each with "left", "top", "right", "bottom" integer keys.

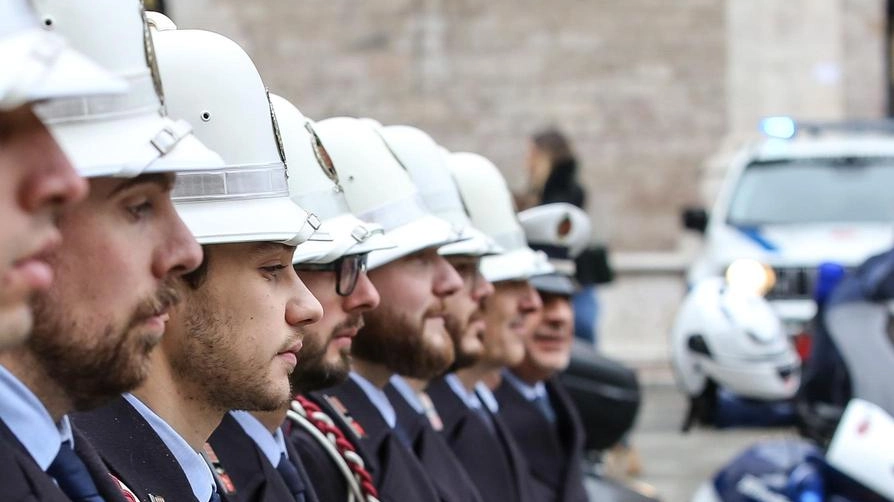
[{"left": 682, "top": 206, "right": 709, "bottom": 233}]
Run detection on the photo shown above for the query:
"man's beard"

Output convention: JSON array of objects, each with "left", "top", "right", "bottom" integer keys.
[
  {"left": 444, "top": 312, "right": 478, "bottom": 371},
  {"left": 173, "top": 291, "right": 290, "bottom": 412},
  {"left": 289, "top": 317, "right": 359, "bottom": 393},
  {"left": 352, "top": 305, "right": 454, "bottom": 380},
  {"left": 28, "top": 282, "right": 180, "bottom": 411}
]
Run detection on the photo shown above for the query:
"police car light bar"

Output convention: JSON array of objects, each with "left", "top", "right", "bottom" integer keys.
[
  {"left": 759, "top": 116, "right": 894, "bottom": 140},
  {"left": 758, "top": 116, "right": 796, "bottom": 139}
]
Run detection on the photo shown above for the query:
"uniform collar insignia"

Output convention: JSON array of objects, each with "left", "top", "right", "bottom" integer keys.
[
  {"left": 202, "top": 442, "right": 237, "bottom": 495},
  {"left": 323, "top": 394, "right": 366, "bottom": 438}
]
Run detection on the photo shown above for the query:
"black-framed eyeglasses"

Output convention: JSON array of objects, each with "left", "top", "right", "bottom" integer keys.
[{"left": 295, "top": 253, "right": 368, "bottom": 296}]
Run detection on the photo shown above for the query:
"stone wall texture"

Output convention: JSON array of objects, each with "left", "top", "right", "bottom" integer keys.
[{"left": 166, "top": 0, "right": 887, "bottom": 251}]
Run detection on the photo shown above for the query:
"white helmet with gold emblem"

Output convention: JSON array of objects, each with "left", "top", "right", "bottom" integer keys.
[
  {"left": 150, "top": 25, "right": 317, "bottom": 245},
  {"left": 31, "top": 0, "right": 223, "bottom": 178},
  {"left": 269, "top": 94, "right": 394, "bottom": 263},
  {"left": 447, "top": 151, "right": 553, "bottom": 282}
]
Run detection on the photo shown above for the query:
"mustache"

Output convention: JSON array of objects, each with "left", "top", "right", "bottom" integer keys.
[
  {"left": 424, "top": 300, "right": 448, "bottom": 319},
  {"left": 132, "top": 281, "right": 182, "bottom": 323},
  {"left": 333, "top": 315, "right": 364, "bottom": 335}
]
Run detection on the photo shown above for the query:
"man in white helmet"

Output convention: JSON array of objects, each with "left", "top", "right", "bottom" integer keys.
[
  {"left": 73, "top": 26, "right": 323, "bottom": 502},
  {"left": 494, "top": 203, "right": 592, "bottom": 502},
  {"left": 427, "top": 151, "right": 551, "bottom": 502},
  {"left": 0, "top": 1, "right": 221, "bottom": 500},
  {"left": 0, "top": 0, "right": 126, "bottom": 348},
  {"left": 375, "top": 124, "right": 497, "bottom": 502},
  {"left": 285, "top": 117, "right": 466, "bottom": 501},
  {"left": 206, "top": 96, "right": 392, "bottom": 502}
]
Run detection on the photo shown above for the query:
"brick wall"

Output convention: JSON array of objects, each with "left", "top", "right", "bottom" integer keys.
[{"left": 166, "top": 0, "right": 885, "bottom": 251}]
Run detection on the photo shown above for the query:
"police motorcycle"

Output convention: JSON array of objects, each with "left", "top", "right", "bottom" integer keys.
[
  {"left": 673, "top": 117, "right": 894, "bottom": 430},
  {"left": 691, "top": 249, "right": 894, "bottom": 502},
  {"left": 691, "top": 398, "right": 893, "bottom": 502}
]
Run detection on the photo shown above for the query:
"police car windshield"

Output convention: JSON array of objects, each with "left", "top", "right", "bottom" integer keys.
[{"left": 727, "top": 157, "right": 894, "bottom": 226}]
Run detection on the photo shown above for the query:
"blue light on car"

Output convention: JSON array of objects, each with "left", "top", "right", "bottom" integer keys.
[{"left": 759, "top": 116, "right": 797, "bottom": 139}]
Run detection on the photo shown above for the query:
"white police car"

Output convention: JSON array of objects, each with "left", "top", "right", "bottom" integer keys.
[
  {"left": 684, "top": 118, "right": 894, "bottom": 330},
  {"left": 671, "top": 118, "right": 894, "bottom": 426}
]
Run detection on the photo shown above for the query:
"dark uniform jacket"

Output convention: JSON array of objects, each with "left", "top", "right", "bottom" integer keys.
[
  {"left": 0, "top": 419, "right": 127, "bottom": 502},
  {"left": 285, "top": 408, "right": 356, "bottom": 502},
  {"left": 208, "top": 412, "right": 318, "bottom": 502},
  {"left": 302, "top": 378, "right": 439, "bottom": 502},
  {"left": 383, "top": 382, "right": 484, "bottom": 502},
  {"left": 494, "top": 376, "right": 589, "bottom": 502},
  {"left": 426, "top": 376, "right": 534, "bottom": 502},
  {"left": 73, "top": 396, "right": 234, "bottom": 502}
]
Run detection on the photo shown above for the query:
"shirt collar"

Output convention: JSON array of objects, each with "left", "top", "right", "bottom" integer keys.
[
  {"left": 444, "top": 373, "right": 480, "bottom": 409},
  {"left": 474, "top": 382, "right": 500, "bottom": 413},
  {"left": 229, "top": 411, "right": 287, "bottom": 468},
  {"left": 123, "top": 393, "right": 215, "bottom": 502},
  {"left": 349, "top": 372, "right": 396, "bottom": 428},
  {"left": 502, "top": 370, "right": 547, "bottom": 402},
  {"left": 388, "top": 375, "right": 424, "bottom": 414},
  {"left": 0, "top": 364, "right": 64, "bottom": 470}
]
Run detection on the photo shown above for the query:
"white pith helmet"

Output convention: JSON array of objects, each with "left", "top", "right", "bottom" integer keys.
[
  {"left": 30, "top": 0, "right": 223, "bottom": 178},
  {"left": 312, "top": 117, "right": 460, "bottom": 270},
  {"left": 151, "top": 28, "right": 318, "bottom": 246},
  {"left": 670, "top": 277, "right": 800, "bottom": 401},
  {"left": 518, "top": 203, "right": 591, "bottom": 295},
  {"left": 447, "top": 151, "right": 554, "bottom": 282},
  {"left": 269, "top": 94, "right": 394, "bottom": 264},
  {"left": 0, "top": 0, "right": 125, "bottom": 111},
  {"left": 375, "top": 125, "right": 500, "bottom": 257}
]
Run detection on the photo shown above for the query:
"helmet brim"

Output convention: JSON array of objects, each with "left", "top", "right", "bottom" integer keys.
[
  {"left": 176, "top": 196, "right": 318, "bottom": 246},
  {"left": 367, "top": 213, "right": 462, "bottom": 270},
  {"left": 292, "top": 214, "right": 396, "bottom": 264},
  {"left": 530, "top": 273, "right": 577, "bottom": 296},
  {"left": 43, "top": 113, "right": 223, "bottom": 178},
  {"left": 481, "top": 246, "right": 555, "bottom": 283},
  {"left": 439, "top": 225, "right": 502, "bottom": 257}
]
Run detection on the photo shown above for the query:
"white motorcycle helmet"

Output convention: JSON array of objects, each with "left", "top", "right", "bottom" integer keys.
[
  {"left": 31, "top": 0, "right": 223, "bottom": 178},
  {"left": 375, "top": 125, "right": 500, "bottom": 258},
  {"left": 671, "top": 277, "right": 801, "bottom": 427},
  {"left": 0, "top": 0, "right": 125, "bottom": 110},
  {"left": 151, "top": 28, "right": 317, "bottom": 246},
  {"left": 312, "top": 117, "right": 460, "bottom": 270},
  {"left": 447, "top": 151, "right": 553, "bottom": 282},
  {"left": 268, "top": 94, "right": 394, "bottom": 264}
]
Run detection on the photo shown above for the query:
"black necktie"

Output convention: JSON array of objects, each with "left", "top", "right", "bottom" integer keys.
[
  {"left": 470, "top": 404, "right": 496, "bottom": 435},
  {"left": 276, "top": 452, "right": 307, "bottom": 502},
  {"left": 392, "top": 419, "right": 415, "bottom": 449},
  {"left": 209, "top": 490, "right": 221, "bottom": 502},
  {"left": 46, "top": 441, "right": 106, "bottom": 502},
  {"left": 532, "top": 392, "right": 557, "bottom": 424}
]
